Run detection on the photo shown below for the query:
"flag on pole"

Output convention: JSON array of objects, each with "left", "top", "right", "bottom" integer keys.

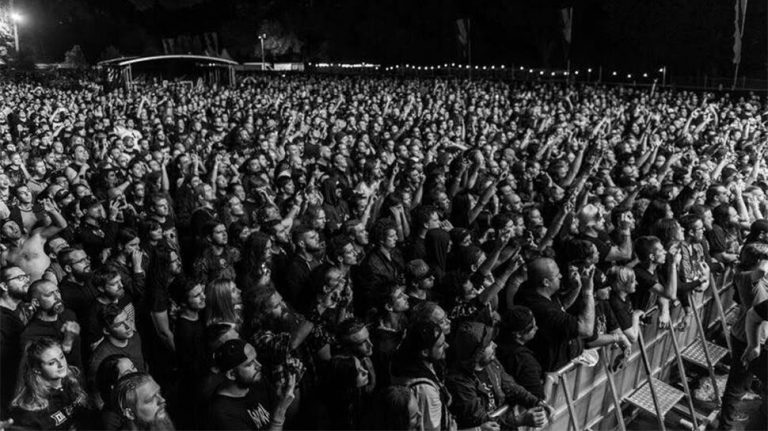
[
  {"left": 560, "top": 7, "right": 573, "bottom": 45},
  {"left": 732, "top": 0, "right": 748, "bottom": 64},
  {"left": 455, "top": 18, "right": 469, "bottom": 61}
]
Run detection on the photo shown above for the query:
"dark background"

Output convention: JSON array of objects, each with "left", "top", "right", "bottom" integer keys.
[{"left": 11, "top": 0, "right": 768, "bottom": 79}]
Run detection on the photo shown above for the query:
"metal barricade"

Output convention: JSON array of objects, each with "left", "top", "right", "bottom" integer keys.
[{"left": 523, "top": 274, "right": 736, "bottom": 431}]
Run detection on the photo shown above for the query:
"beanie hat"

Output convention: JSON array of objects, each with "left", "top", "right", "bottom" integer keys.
[{"left": 452, "top": 321, "right": 494, "bottom": 365}]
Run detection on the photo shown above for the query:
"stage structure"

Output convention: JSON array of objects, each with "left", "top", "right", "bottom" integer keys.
[{"left": 97, "top": 54, "right": 238, "bottom": 89}]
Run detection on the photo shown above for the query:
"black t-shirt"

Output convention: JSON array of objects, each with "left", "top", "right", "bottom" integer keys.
[
  {"left": 1, "top": 306, "right": 24, "bottom": 415},
  {"left": 20, "top": 310, "right": 82, "bottom": 369},
  {"left": 609, "top": 293, "right": 634, "bottom": 332},
  {"left": 59, "top": 278, "right": 98, "bottom": 325},
  {"left": 588, "top": 299, "right": 619, "bottom": 343},
  {"left": 208, "top": 386, "right": 275, "bottom": 430},
  {"left": 9, "top": 385, "right": 86, "bottom": 430},
  {"left": 174, "top": 316, "right": 205, "bottom": 379},
  {"left": 632, "top": 264, "right": 660, "bottom": 312},
  {"left": 496, "top": 339, "right": 545, "bottom": 399},
  {"left": 515, "top": 290, "right": 583, "bottom": 372},
  {"left": 755, "top": 299, "right": 768, "bottom": 321}
]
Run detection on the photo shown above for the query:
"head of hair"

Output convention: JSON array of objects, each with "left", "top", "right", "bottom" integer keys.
[
  {"left": 414, "top": 205, "right": 438, "bottom": 230},
  {"left": 679, "top": 214, "right": 702, "bottom": 235},
  {"left": 113, "top": 228, "right": 139, "bottom": 253},
  {"left": 98, "top": 303, "right": 123, "bottom": 330},
  {"left": 291, "top": 224, "right": 314, "bottom": 247},
  {"left": 114, "top": 372, "right": 155, "bottom": 421},
  {"left": 606, "top": 266, "right": 636, "bottom": 290},
  {"left": 652, "top": 218, "right": 681, "bottom": 246},
  {"left": 409, "top": 301, "right": 440, "bottom": 325},
  {"left": 738, "top": 242, "right": 768, "bottom": 270},
  {"left": 712, "top": 203, "right": 734, "bottom": 227},
  {"left": 372, "top": 219, "right": 397, "bottom": 245},
  {"left": 634, "top": 236, "right": 662, "bottom": 262},
  {"left": 95, "top": 354, "right": 131, "bottom": 409},
  {"left": 92, "top": 267, "right": 121, "bottom": 294},
  {"left": 12, "top": 337, "right": 86, "bottom": 411},
  {"left": 373, "top": 386, "right": 414, "bottom": 431},
  {"left": 327, "top": 235, "right": 353, "bottom": 263},
  {"left": 204, "top": 278, "right": 240, "bottom": 327}
]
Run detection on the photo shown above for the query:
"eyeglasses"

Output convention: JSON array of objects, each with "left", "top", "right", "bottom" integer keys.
[
  {"left": 70, "top": 256, "right": 90, "bottom": 266},
  {"left": 6, "top": 273, "right": 29, "bottom": 282}
]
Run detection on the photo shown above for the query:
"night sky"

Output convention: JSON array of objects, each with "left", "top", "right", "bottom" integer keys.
[{"left": 10, "top": 0, "right": 768, "bottom": 79}]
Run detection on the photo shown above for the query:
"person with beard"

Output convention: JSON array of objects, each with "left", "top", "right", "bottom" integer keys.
[
  {"left": 280, "top": 225, "right": 323, "bottom": 311},
  {"left": 575, "top": 204, "right": 633, "bottom": 270},
  {"left": 9, "top": 337, "right": 89, "bottom": 430},
  {"left": 446, "top": 321, "right": 549, "bottom": 430},
  {"left": 0, "top": 266, "right": 31, "bottom": 416},
  {"left": 194, "top": 222, "right": 240, "bottom": 284},
  {"left": 57, "top": 247, "right": 97, "bottom": 326},
  {"left": 83, "top": 267, "right": 137, "bottom": 352},
  {"left": 307, "top": 235, "right": 358, "bottom": 311},
  {"left": 41, "top": 236, "right": 70, "bottom": 285},
  {"left": 74, "top": 195, "right": 120, "bottom": 263},
  {"left": 514, "top": 258, "right": 594, "bottom": 372},
  {"left": 114, "top": 373, "right": 176, "bottom": 431},
  {"left": 391, "top": 321, "right": 452, "bottom": 431},
  {"left": 208, "top": 339, "right": 298, "bottom": 430},
  {"left": 335, "top": 318, "right": 377, "bottom": 394},
  {"left": 0, "top": 198, "right": 67, "bottom": 282},
  {"left": 89, "top": 304, "right": 146, "bottom": 380},
  {"left": 104, "top": 228, "right": 146, "bottom": 307},
  {"left": 21, "top": 279, "right": 83, "bottom": 369},
  {"left": 171, "top": 280, "right": 206, "bottom": 430}
]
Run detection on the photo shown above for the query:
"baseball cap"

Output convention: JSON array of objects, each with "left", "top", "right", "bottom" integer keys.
[
  {"left": 213, "top": 339, "right": 248, "bottom": 372},
  {"left": 504, "top": 305, "right": 535, "bottom": 333},
  {"left": 746, "top": 219, "right": 768, "bottom": 244}
]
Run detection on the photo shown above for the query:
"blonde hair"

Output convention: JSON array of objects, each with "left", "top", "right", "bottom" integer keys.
[
  {"left": 12, "top": 338, "right": 87, "bottom": 411},
  {"left": 606, "top": 266, "right": 636, "bottom": 291}
]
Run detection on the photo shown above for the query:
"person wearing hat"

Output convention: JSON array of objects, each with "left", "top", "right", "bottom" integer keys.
[
  {"left": 495, "top": 306, "right": 545, "bottom": 399},
  {"left": 208, "top": 338, "right": 297, "bottom": 430},
  {"left": 745, "top": 219, "right": 768, "bottom": 245},
  {"left": 446, "top": 321, "right": 549, "bottom": 430}
]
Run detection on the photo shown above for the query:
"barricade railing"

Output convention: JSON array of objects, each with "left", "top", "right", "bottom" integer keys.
[{"left": 521, "top": 271, "right": 736, "bottom": 431}]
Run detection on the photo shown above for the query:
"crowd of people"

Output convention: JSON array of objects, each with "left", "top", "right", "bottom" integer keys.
[{"left": 0, "top": 70, "right": 766, "bottom": 431}]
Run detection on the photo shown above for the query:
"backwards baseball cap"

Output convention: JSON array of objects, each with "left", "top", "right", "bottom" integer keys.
[
  {"left": 79, "top": 195, "right": 101, "bottom": 211},
  {"left": 213, "top": 339, "right": 248, "bottom": 372},
  {"left": 504, "top": 305, "right": 535, "bottom": 333},
  {"left": 746, "top": 219, "right": 768, "bottom": 244}
]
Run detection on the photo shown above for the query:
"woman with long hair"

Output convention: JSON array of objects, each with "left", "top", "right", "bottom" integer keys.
[
  {"left": 10, "top": 337, "right": 88, "bottom": 430},
  {"left": 204, "top": 278, "right": 242, "bottom": 329},
  {"left": 321, "top": 355, "right": 370, "bottom": 430},
  {"left": 371, "top": 385, "right": 423, "bottom": 430},
  {"left": 236, "top": 230, "right": 273, "bottom": 291},
  {"left": 94, "top": 354, "right": 138, "bottom": 430}
]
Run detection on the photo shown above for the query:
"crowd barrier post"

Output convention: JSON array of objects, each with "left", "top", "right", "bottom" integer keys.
[
  {"left": 687, "top": 292, "right": 723, "bottom": 406},
  {"left": 636, "top": 329, "right": 668, "bottom": 431},
  {"left": 558, "top": 373, "right": 579, "bottom": 431},
  {"left": 710, "top": 270, "right": 733, "bottom": 353},
  {"left": 599, "top": 347, "right": 627, "bottom": 431},
  {"left": 666, "top": 323, "right": 700, "bottom": 430}
]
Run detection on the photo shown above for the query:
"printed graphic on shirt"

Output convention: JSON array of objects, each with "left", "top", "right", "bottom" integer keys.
[{"left": 247, "top": 403, "right": 271, "bottom": 429}]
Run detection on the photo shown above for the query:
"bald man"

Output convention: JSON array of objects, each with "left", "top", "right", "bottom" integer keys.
[
  {"left": 514, "top": 258, "right": 595, "bottom": 371},
  {"left": 20, "top": 279, "right": 83, "bottom": 368}
]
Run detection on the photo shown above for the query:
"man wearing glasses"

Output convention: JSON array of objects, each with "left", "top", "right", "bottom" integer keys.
[{"left": 0, "top": 266, "right": 31, "bottom": 416}]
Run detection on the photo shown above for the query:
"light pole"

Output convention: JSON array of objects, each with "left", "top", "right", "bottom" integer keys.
[
  {"left": 258, "top": 34, "right": 266, "bottom": 71},
  {"left": 10, "top": 12, "right": 23, "bottom": 53}
]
